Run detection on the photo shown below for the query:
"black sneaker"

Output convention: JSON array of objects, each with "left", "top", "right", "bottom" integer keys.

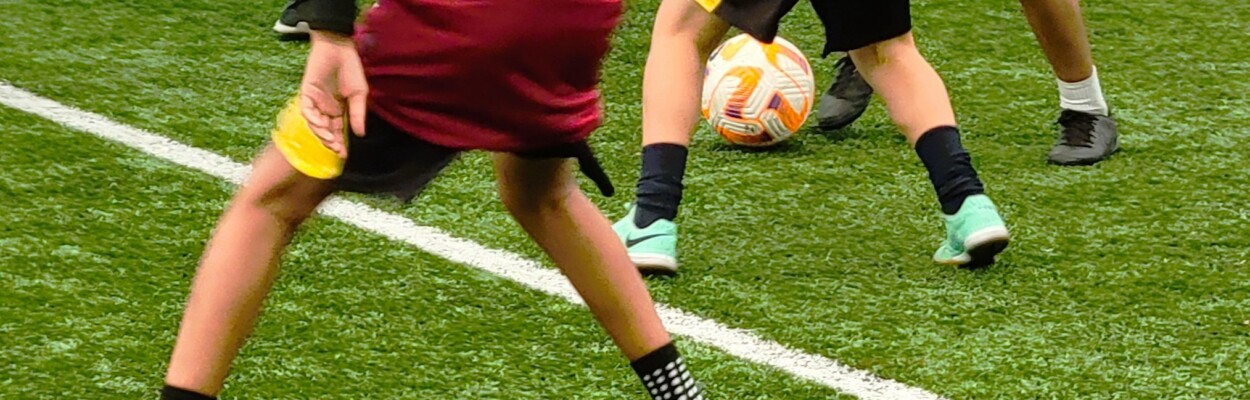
[
  {"left": 273, "top": 0, "right": 310, "bottom": 41},
  {"left": 816, "top": 56, "right": 874, "bottom": 131},
  {"left": 1047, "top": 109, "right": 1120, "bottom": 166}
]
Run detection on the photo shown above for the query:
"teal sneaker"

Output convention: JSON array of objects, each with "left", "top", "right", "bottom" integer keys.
[
  {"left": 933, "top": 195, "right": 1010, "bottom": 269},
  {"left": 612, "top": 204, "right": 679, "bottom": 275}
]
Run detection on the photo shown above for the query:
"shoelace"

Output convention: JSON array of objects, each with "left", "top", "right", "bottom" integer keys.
[{"left": 1057, "top": 110, "right": 1098, "bottom": 147}]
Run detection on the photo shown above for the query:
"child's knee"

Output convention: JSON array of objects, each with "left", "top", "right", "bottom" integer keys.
[
  {"left": 695, "top": 25, "right": 727, "bottom": 60},
  {"left": 499, "top": 181, "right": 574, "bottom": 217},
  {"left": 494, "top": 154, "right": 576, "bottom": 216},
  {"left": 653, "top": 0, "right": 728, "bottom": 56},
  {"left": 847, "top": 32, "right": 918, "bottom": 70},
  {"left": 237, "top": 176, "right": 326, "bottom": 227}
]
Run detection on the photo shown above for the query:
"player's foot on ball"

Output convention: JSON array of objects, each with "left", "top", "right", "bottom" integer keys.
[
  {"left": 613, "top": 204, "right": 679, "bottom": 275},
  {"left": 273, "top": 0, "right": 311, "bottom": 41},
  {"left": 816, "top": 56, "right": 873, "bottom": 131},
  {"left": 1047, "top": 109, "right": 1120, "bottom": 166},
  {"left": 933, "top": 194, "right": 1010, "bottom": 269}
]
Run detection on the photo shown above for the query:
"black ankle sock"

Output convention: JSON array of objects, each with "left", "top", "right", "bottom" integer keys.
[
  {"left": 914, "top": 126, "right": 985, "bottom": 215},
  {"left": 161, "top": 385, "right": 216, "bottom": 400},
  {"left": 635, "top": 143, "right": 688, "bottom": 227},
  {"left": 630, "top": 342, "right": 704, "bottom": 400}
]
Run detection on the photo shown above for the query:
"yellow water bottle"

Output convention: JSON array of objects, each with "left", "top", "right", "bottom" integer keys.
[{"left": 271, "top": 95, "right": 347, "bottom": 179}]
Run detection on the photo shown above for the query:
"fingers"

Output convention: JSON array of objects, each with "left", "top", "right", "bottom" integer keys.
[
  {"left": 347, "top": 92, "right": 367, "bottom": 137},
  {"left": 300, "top": 39, "right": 367, "bottom": 156},
  {"left": 299, "top": 90, "right": 333, "bottom": 132},
  {"left": 341, "top": 53, "right": 370, "bottom": 137},
  {"left": 300, "top": 89, "right": 348, "bottom": 158}
]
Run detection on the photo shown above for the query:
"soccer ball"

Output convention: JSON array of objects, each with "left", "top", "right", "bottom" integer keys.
[{"left": 701, "top": 33, "right": 816, "bottom": 147}]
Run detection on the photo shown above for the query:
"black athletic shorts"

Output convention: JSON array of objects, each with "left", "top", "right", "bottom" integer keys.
[
  {"left": 698, "top": 0, "right": 912, "bottom": 56},
  {"left": 333, "top": 113, "right": 615, "bottom": 202}
]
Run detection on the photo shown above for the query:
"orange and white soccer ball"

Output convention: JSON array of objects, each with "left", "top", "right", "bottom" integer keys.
[{"left": 701, "top": 33, "right": 816, "bottom": 147}]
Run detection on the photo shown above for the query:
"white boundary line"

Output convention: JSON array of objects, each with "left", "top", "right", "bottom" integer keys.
[{"left": 0, "top": 82, "right": 944, "bottom": 400}]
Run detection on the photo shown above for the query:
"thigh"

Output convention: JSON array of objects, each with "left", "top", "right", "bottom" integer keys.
[
  {"left": 811, "top": 0, "right": 913, "bottom": 55},
  {"left": 494, "top": 138, "right": 619, "bottom": 204},
  {"left": 513, "top": 141, "right": 615, "bottom": 197},
  {"left": 655, "top": 0, "right": 732, "bottom": 38},
  {"left": 492, "top": 153, "right": 576, "bottom": 208},
  {"left": 241, "top": 145, "right": 336, "bottom": 221}
]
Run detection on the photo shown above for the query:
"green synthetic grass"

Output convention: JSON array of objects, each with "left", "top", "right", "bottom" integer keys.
[
  {"left": 0, "top": 108, "right": 846, "bottom": 399},
  {"left": 2, "top": 0, "right": 1250, "bottom": 398}
]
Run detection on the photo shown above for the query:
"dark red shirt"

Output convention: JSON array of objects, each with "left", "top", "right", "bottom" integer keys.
[{"left": 355, "top": 0, "right": 622, "bottom": 152}]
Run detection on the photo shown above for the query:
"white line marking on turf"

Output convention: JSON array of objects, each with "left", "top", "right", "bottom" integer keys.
[{"left": 0, "top": 82, "right": 944, "bottom": 400}]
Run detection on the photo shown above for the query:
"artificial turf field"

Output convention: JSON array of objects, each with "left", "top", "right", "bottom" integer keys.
[{"left": 1, "top": 0, "right": 1249, "bottom": 398}]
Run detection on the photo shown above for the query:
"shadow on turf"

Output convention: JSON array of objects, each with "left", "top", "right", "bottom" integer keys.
[
  {"left": 641, "top": 270, "right": 678, "bottom": 280},
  {"left": 705, "top": 137, "right": 805, "bottom": 154},
  {"left": 702, "top": 123, "right": 913, "bottom": 158},
  {"left": 807, "top": 124, "right": 906, "bottom": 144}
]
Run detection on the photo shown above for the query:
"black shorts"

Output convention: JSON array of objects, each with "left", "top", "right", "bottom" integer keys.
[
  {"left": 333, "top": 113, "right": 614, "bottom": 202},
  {"left": 701, "top": 0, "right": 912, "bottom": 56}
]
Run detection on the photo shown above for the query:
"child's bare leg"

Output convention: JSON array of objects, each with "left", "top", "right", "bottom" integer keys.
[
  {"left": 618, "top": 0, "right": 732, "bottom": 270},
  {"left": 847, "top": 32, "right": 956, "bottom": 145},
  {"left": 847, "top": 33, "right": 1009, "bottom": 267},
  {"left": 1020, "top": 0, "right": 1118, "bottom": 166},
  {"left": 493, "top": 153, "right": 703, "bottom": 399},
  {"left": 1020, "top": 0, "right": 1095, "bottom": 84},
  {"left": 494, "top": 154, "right": 668, "bottom": 357},
  {"left": 642, "top": 0, "right": 730, "bottom": 148},
  {"left": 164, "top": 145, "right": 334, "bottom": 396}
]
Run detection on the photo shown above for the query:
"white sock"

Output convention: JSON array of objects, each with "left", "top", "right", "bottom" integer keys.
[{"left": 1057, "top": 66, "right": 1109, "bottom": 116}]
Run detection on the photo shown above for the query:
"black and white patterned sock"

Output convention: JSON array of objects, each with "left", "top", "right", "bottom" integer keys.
[{"left": 630, "top": 342, "right": 704, "bottom": 400}]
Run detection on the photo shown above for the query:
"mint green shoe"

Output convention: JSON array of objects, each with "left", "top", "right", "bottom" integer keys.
[
  {"left": 933, "top": 194, "right": 1010, "bottom": 269},
  {"left": 612, "top": 204, "right": 679, "bottom": 274}
]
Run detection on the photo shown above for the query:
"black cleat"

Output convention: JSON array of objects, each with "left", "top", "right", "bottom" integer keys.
[
  {"left": 816, "top": 56, "right": 874, "bottom": 131},
  {"left": 273, "top": 0, "right": 310, "bottom": 41},
  {"left": 1047, "top": 110, "right": 1120, "bottom": 166}
]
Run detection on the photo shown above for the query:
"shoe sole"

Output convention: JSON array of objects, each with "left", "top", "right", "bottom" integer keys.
[
  {"left": 1048, "top": 138, "right": 1120, "bottom": 166},
  {"left": 1047, "top": 149, "right": 1118, "bottom": 166},
  {"left": 960, "top": 227, "right": 1011, "bottom": 270},
  {"left": 273, "top": 20, "right": 310, "bottom": 35},
  {"left": 630, "top": 253, "right": 678, "bottom": 276}
]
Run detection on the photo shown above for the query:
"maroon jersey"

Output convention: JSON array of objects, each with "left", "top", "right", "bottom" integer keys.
[{"left": 354, "top": 0, "right": 622, "bottom": 152}]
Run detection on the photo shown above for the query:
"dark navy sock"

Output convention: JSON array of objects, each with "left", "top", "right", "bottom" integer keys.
[
  {"left": 634, "top": 143, "right": 688, "bottom": 227},
  {"left": 161, "top": 385, "right": 216, "bottom": 400},
  {"left": 914, "top": 126, "right": 985, "bottom": 215}
]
